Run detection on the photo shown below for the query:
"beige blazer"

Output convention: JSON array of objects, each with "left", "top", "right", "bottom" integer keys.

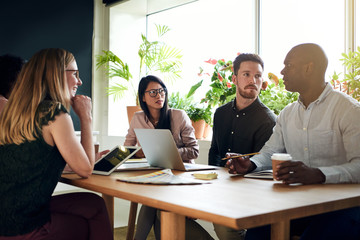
[{"left": 124, "top": 109, "right": 199, "bottom": 163}]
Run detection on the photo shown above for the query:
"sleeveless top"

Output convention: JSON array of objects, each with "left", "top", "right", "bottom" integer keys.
[{"left": 0, "top": 101, "right": 67, "bottom": 236}]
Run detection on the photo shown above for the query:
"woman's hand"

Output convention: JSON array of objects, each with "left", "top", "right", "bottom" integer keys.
[
  {"left": 71, "top": 95, "right": 92, "bottom": 121},
  {"left": 135, "top": 149, "right": 145, "bottom": 158},
  {"left": 96, "top": 149, "right": 110, "bottom": 161},
  {"left": 67, "top": 95, "right": 94, "bottom": 177},
  {"left": 63, "top": 149, "right": 110, "bottom": 174}
]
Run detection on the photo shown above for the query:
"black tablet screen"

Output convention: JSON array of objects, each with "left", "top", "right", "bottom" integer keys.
[{"left": 93, "top": 146, "right": 138, "bottom": 172}]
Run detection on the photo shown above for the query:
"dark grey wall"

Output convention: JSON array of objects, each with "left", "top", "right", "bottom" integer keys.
[{"left": 0, "top": 0, "right": 94, "bottom": 130}]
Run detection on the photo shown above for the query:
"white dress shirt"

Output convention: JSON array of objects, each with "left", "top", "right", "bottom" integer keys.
[{"left": 251, "top": 83, "right": 360, "bottom": 183}]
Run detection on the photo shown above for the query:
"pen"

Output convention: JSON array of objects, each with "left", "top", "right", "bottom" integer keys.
[{"left": 221, "top": 152, "right": 260, "bottom": 161}]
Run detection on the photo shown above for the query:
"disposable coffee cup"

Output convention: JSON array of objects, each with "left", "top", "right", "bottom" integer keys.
[
  {"left": 94, "top": 142, "right": 100, "bottom": 154},
  {"left": 271, "top": 153, "right": 292, "bottom": 180}
]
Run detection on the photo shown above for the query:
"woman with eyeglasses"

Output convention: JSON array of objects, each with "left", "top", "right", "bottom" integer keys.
[
  {"left": 124, "top": 75, "right": 213, "bottom": 240},
  {"left": 0, "top": 48, "right": 113, "bottom": 240},
  {"left": 124, "top": 75, "right": 199, "bottom": 161}
]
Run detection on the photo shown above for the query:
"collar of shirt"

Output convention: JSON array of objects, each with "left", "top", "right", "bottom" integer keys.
[
  {"left": 298, "top": 83, "right": 332, "bottom": 109},
  {"left": 142, "top": 112, "right": 156, "bottom": 128},
  {"left": 231, "top": 97, "right": 262, "bottom": 114}
]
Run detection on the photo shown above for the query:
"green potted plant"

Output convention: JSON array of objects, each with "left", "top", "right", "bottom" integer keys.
[
  {"left": 188, "top": 58, "right": 235, "bottom": 139},
  {"left": 199, "top": 58, "right": 236, "bottom": 108},
  {"left": 185, "top": 104, "right": 212, "bottom": 139},
  {"left": 168, "top": 80, "right": 212, "bottom": 139},
  {"left": 330, "top": 46, "right": 360, "bottom": 101},
  {"left": 96, "top": 24, "right": 183, "bottom": 123}
]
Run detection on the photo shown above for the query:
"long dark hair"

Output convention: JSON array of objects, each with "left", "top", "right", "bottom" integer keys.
[
  {"left": 138, "top": 75, "right": 171, "bottom": 130},
  {"left": 0, "top": 54, "right": 25, "bottom": 98}
]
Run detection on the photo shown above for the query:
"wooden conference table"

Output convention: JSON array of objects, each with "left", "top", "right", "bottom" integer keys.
[{"left": 60, "top": 168, "right": 360, "bottom": 240}]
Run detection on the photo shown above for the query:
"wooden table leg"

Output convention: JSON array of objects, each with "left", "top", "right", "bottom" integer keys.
[
  {"left": 271, "top": 220, "right": 290, "bottom": 240},
  {"left": 160, "top": 211, "right": 185, "bottom": 240},
  {"left": 102, "top": 194, "right": 114, "bottom": 232},
  {"left": 126, "top": 202, "right": 138, "bottom": 240}
]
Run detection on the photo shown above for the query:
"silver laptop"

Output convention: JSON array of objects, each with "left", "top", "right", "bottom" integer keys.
[{"left": 134, "top": 128, "right": 216, "bottom": 171}]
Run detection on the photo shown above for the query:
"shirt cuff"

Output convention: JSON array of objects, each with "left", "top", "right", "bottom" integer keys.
[
  {"left": 318, "top": 167, "right": 339, "bottom": 184},
  {"left": 250, "top": 159, "right": 270, "bottom": 171}
]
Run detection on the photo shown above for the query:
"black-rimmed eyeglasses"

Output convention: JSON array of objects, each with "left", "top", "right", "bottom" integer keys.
[
  {"left": 145, "top": 88, "right": 167, "bottom": 98},
  {"left": 66, "top": 70, "right": 80, "bottom": 80}
]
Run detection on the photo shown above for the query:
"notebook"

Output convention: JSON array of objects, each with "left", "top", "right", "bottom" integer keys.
[
  {"left": 134, "top": 128, "right": 216, "bottom": 171},
  {"left": 243, "top": 170, "right": 273, "bottom": 179},
  {"left": 92, "top": 145, "right": 141, "bottom": 175}
]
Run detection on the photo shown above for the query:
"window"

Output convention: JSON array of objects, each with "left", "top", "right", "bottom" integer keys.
[
  {"left": 147, "top": 0, "right": 256, "bottom": 110},
  {"left": 108, "top": 0, "right": 256, "bottom": 136},
  {"left": 104, "top": 0, "right": 352, "bottom": 136},
  {"left": 261, "top": 0, "right": 344, "bottom": 80}
]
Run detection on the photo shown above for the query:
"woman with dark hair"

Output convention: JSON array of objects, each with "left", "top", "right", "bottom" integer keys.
[
  {"left": 125, "top": 75, "right": 198, "bottom": 161},
  {"left": 125, "top": 75, "right": 213, "bottom": 240},
  {"left": 0, "top": 54, "right": 25, "bottom": 113}
]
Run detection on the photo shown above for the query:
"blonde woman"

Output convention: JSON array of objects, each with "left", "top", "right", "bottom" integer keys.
[{"left": 0, "top": 48, "right": 113, "bottom": 240}]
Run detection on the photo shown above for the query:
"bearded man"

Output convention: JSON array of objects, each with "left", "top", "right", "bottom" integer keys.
[
  {"left": 208, "top": 53, "right": 276, "bottom": 167},
  {"left": 208, "top": 53, "right": 276, "bottom": 240}
]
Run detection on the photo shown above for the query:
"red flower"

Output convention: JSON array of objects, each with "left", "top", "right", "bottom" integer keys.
[
  {"left": 201, "top": 98, "right": 207, "bottom": 103},
  {"left": 262, "top": 81, "right": 268, "bottom": 90},
  {"left": 198, "top": 72, "right": 210, "bottom": 77},
  {"left": 205, "top": 58, "right": 217, "bottom": 65},
  {"left": 226, "top": 82, "right": 231, "bottom": 88},
  {"left": 218, "top": 73, "right": 223, "bottom": 82}
]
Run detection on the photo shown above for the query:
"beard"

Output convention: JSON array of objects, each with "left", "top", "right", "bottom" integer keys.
[{"left": 238, "top": 86, "right": 258, "bottom": 99}]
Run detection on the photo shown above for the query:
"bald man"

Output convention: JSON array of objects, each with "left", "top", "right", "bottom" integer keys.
[{"left": 226, "top": 43, "right": 360, "bottom": 239}]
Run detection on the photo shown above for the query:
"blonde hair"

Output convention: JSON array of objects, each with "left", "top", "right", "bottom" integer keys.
[{"left": 0, "top": 48, "right": 74, "bottom": 145}]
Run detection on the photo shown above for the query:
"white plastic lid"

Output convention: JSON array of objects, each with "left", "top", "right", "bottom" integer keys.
[{"left": 271, "top": 153, "right": 292, "bottom": 160}]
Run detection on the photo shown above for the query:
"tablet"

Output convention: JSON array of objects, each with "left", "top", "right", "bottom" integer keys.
[{"left": 92, "top": 145, "right": 141, "bottom": 175}]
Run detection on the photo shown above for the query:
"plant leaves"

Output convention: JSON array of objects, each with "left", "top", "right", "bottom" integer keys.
[{"left": 186, "top": 80, "right": 203, "bottom": 98}]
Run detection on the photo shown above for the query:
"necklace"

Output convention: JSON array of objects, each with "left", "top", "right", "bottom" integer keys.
[{"left": 150, "top": 118, "right": 159, "bottom": 126}]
